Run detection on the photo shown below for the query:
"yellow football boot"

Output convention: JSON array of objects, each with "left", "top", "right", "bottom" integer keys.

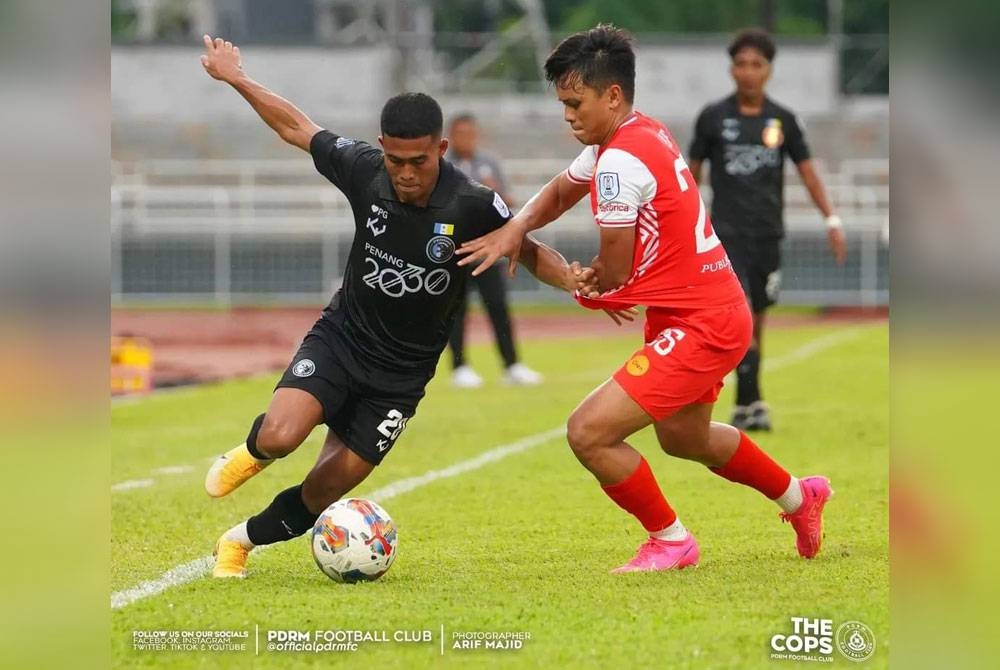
[
  {"left": 212, "top": 536, "right": 250, "bottom": 579},
  {"left": 205, "top": 443, "right": 272, "bottom": 498}
]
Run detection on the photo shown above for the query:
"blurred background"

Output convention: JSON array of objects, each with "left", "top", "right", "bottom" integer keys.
[{"left": 110, "top": 0, "right": 888, "bottom": 310}]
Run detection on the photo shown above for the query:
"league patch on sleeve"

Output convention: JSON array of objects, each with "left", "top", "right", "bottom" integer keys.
[
  {"left": 335, "top": 136, "right": 356, "bottom": 148},
  {"left": 597, "top": 172, "right": 620, "bottom": 201},
  {"left": 492, "top": 192, "right": 511, "bottom": 218}
]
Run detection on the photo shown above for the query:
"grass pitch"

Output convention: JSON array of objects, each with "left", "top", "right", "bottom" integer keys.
[{"left": 112, "top": 318, "right": 888, "bottom": 669}]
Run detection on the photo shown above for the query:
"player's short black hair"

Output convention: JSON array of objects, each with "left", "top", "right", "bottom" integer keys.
[
  {"left": 544, "top": 23, "right": 636, "bottom": 104},
  {"left": 728, "top": 28, "right": 777, "bottom": 62},
  {"left": 448, "top": 112, "right": 477, "bottom": 130},
  {"left": 380, "top": 92, "right": 443, "bottom": 139}
]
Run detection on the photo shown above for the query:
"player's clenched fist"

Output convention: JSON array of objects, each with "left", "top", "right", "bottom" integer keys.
[
  {"left": 569, "top": 261, "right": 599, "bottom": 297},
  {"left": 200, "top": 35, "right": 243, "bottom": 83}
]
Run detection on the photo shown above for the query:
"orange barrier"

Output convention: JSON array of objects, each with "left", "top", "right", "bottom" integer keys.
[{"left": 111, "top": 336, "right": 153, "bottom": 395}]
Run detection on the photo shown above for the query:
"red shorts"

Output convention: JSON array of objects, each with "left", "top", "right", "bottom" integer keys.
[{"left": 613, "top": 301, "right": 753, "bottom": 421}]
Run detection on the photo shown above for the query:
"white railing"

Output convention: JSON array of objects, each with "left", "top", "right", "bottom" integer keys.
[{"left": 111, "top": 158, "right": 888, "bottom": 306}]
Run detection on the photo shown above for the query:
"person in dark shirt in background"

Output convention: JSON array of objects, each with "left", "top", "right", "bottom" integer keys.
[
  {"left": 446, "top": 113, "right": 543, "bottom": 388},
  {"left": 688, "top": 28, "right": 847, "bottom": 432}
]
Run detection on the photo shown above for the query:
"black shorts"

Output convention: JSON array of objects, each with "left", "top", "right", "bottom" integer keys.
[
  {"left": 720, "top": 236, "right": 782, "bottom": 313},
  {"left": 276, "top": 316, "right": 434, "bottom": 466}
]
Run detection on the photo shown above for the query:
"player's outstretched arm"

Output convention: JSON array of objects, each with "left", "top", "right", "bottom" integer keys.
[
  {"left": 200, "top": 35, "right": 321, "bottom": 152},
  {"left": 796, "top": 159, "right": 847, "bottom": 265},
  {"left": 457, "top": 172, "right": 589, "bottom": 277},
  {"left": 519, "top": 236, "right": 637, "bottom": 326},
  {"left": 517, "top": 234, "right": 580, "bottom": 293}
]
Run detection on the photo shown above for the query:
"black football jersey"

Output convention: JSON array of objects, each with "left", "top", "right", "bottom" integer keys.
[
  {"left": 689, "top": 95, "right": 810, "bottom": 239},
  {"left": 310, "top": 130, "right": 510, "bottom": 371}
]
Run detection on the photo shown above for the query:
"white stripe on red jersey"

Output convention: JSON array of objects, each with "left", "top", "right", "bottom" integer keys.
[{"left": 568, "top": 111, "right": 745, "bottom": 311}]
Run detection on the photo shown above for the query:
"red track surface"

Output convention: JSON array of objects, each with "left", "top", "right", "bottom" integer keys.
[{"left": 111, "top": 306, "right": 886, "bottom": 388}]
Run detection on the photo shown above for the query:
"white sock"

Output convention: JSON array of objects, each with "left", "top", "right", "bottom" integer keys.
[
  {"left": 651, "top": 518, "right": 688, "bottom": 542},
  {"left": 224, "top": 521, "right": 255, "bottom": 549},
  {"left": 775, "top": 477, "right": 803, "bottom": 513}
]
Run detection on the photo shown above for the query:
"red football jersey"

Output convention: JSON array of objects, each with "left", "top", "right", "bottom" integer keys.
[{"left": 565, "top": 111, "right": 745, "bottom": 310}]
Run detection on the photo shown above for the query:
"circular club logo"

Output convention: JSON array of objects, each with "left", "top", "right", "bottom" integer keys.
[
  {"left": 836, "top": 621, "right": 876, "bottom": 662},
  {"left": 292, "top": 359, "right": 316, "bottom": 378},
  {"left": 626, "top": 354, "right": 650, "bottom": 376},
  {"left": 426, "top": 236, "right": 456, "bottom": 264},
  {"left": 762, "top": 119, "right": 784, "bottom": 148}
]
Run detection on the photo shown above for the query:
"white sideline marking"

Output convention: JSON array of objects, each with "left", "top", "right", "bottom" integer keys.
[
  {"left": 152, "top": 465, "right": 194, "bottom": 476},
  {"left": 111, "top": 479, "right": 154, "bottom": 492},
  {"left": 365, "top": 427, "right": 566, "bottom": 502},
  {"left": 723, "top": 326, "right": 867, "bottom": 384},
  {"left": 112, "top": 464, "right": 196, "bottom": 493},
  {"left": 111, "top": 557, "right": 215, "bottom": 610},
  {"left": 110, "top": 427, "right": 566, "bottom": 610},
  {"left": 764, "top": 327, "right": 866, "bottom": 372}
]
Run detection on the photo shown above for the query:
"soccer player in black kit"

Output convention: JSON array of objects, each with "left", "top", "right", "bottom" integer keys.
[
  {"left": 197, "top": 35, "right": 616, "bottom": 578},
  {"left": 688, "top": 29, "right": 847, "bottom": 432}
]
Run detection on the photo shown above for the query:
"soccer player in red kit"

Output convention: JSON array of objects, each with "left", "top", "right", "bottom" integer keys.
[{"left": 458, "top": 24, "right": 832, "bottom": 572}]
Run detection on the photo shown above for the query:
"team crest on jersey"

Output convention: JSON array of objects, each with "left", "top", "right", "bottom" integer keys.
[
  {"left": 722, "top": 118, "right": 740, "bottom": 142},
  {"left": 492, "top": 192, "right": 511, "bottom": 218},
  {"left": 762, "top": 119, "right": 784, "bottom": 148},
  {"left": 292, "top": 359, "right": 315, "bottom": 378},
  {"left": 597, "top": 172, "right": 620, "bottom": 201},
  {"left": 426, "top": 235, "right": 455, "bottom": 263}
]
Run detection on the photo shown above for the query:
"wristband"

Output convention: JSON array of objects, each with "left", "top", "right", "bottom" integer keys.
[{"left": 825, "top": 214, "right": 843, "bottom": 230}]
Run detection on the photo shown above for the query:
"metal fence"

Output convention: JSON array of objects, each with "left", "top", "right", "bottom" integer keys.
[{"left": 111, "top": 158, "right": 888, "bottom": 306}]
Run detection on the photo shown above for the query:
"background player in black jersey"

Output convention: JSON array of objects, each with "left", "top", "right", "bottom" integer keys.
[
  {"left": 688, "top": 29, "right": 847, "bottom": 432},
  {"left": 197, "top": 35, "right": 623, "bottom": 578},
  {"left": 445, "top": 113, "right": 544, "bottom": 389}
]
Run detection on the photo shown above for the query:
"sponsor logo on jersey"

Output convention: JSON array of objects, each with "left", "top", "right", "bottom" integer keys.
[
  {"left": 765, "top": 270, "right": 782, "bottom": 301},
  {"left": 363, "top": 243, "right": 452, "bottom": 297},
  {"left": 597, "top": 172, "right": 620, "bottom": 201},
  {"left": 762, "top": 118, "right": 784, "bottom": 148},
  {"left": 701, "top": 257, "right": 732, "bottom": 273},
  {"left": 625, "top": 354, "right": 650, "bottom": 376},
  {"left": 365, "top": 242, "right": 404, "bottom": 268},
  {"left": 426, "top": 235, "right": 456, "bottom": 263},
  {"left": 292, "top": 359, "right": 315, "bottom": 377},
  {"left": 367, "top": 203, "right": 389, "bottom": 237},
  {"left": 598, "top": 200, "right": 633, "bottom": 214},
  {"left": 492, "top": 192, "right": 511, "bottom": 218},
  {"left": 723, "top": 144, "right": 781, "bottom": 176},
  {"left": 433, "top": 222, "right": 454, "bottom": 236}
]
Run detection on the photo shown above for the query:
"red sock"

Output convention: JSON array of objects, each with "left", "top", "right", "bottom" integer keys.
[
  {"left": 601, "top": 457, "right": 677, "bottom": 533},
  {"left": 710, "top": 431, "right": 792, "bottom": 500}
]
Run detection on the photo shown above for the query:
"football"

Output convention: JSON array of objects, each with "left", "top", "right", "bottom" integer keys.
[{"left": 311, "top": 498, "right": 398, "bottom": 583}]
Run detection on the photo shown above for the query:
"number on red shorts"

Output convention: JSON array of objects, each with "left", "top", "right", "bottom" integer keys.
[{"left": 651, "top": 328, "right": 686, "bottom": 356}]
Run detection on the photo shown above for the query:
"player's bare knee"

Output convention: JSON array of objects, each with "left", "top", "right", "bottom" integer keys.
[
  {"left": 566, "top": 411, "right": 604, "bottom": 459},
  {"left": 257, "top": 416, "right": 307, "bottom": 458}
]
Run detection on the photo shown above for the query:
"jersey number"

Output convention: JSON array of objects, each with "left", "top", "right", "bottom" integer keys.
[
  {"left": 651, "top": 328, "right": 686, "bottom": 357},
  {"left": 673, "top": 156, "right": 721, "bottom": 254},
  {"left": 377, "top": 409, "right": 409, "bottom": 441}
]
